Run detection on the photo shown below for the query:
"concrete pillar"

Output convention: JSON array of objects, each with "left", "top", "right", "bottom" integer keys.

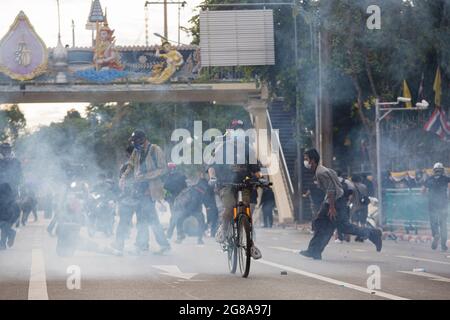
[{"left": 245, "top": 98, "right": 294, "bottom": 224}]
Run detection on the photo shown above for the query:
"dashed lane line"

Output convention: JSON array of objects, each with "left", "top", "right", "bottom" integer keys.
[
  {"left": 28, "top": 249, "right": 49, "bottom": 300},
  {"left": 255, "top": 259, "right": 409, "bottom": 300},
  {"left": 396, "top": 255, "right": 450, "bottom": 266}
]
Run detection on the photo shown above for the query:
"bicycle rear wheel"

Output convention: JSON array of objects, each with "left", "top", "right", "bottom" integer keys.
[
  {"left": 227, "top": 224, "right": 237, "bottom": 274},
  {"left": 238, "top": 214, "right": 252, "bottom": 278}
]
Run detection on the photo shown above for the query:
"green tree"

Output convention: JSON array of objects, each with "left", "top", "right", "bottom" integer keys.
[{"left": 0, "top": 104, "right": 26, "bottom": 142}]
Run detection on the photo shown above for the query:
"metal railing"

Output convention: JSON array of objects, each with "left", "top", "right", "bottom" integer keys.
[{"left": 266, "top": 109, "right": 295, "bottom": 194}]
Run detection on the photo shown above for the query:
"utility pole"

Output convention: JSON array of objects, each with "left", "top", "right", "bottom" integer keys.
[
  {"left": 145, "top": 1, "right": 186, "bottom": 44},
  {"left": 72, "top": 20, "right": 75, "bottom": 47},
  {"left": 164, "top": 0, "right": 168, "bottom": 39}
]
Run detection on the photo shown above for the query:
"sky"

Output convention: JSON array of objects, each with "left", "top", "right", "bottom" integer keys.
[{"left": 0, "top": 0, "right": 203, "bottom": 129}]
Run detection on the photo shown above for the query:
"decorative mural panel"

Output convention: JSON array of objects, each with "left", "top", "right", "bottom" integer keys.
[
  {"left": 0, "top": 11, "right": 48, "bottom": 81},
  {"left": 0, "top": 12, "right": 201, "bottom": 85}
]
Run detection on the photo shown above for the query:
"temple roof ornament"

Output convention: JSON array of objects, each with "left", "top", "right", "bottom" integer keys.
[{"left": 86, "top": 0, "right": 105, "bottom": 30}]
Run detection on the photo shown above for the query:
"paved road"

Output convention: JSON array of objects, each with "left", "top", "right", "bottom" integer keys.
[{"left": 1, "top": 213, "right": 449, "bottom": 300}]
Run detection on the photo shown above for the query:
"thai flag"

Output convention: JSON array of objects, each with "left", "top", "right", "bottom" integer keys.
[{"left": 424, "top": 107, "right": 450, "bottom": 141}]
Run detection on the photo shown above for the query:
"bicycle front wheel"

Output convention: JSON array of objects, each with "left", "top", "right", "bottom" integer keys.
[
  {"left": 238, "top": 214, "right": 252, "bottom": 278},
  {"left": 227, "top": 224, "right": 238, "bottom": 274}
]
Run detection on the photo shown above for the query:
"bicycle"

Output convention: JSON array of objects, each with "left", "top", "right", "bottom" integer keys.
[{"left": 217, "top": 178, "right": 272, "bottom": 278}]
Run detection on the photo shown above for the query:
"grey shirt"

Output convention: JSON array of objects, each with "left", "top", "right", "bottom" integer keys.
[{"left": 315, "top": 165, "right": 344, "bottom": 203}]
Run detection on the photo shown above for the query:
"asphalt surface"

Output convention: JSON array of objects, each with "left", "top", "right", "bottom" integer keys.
[{"left": 1, "top": 212, "right": 450, "bottom": 300}]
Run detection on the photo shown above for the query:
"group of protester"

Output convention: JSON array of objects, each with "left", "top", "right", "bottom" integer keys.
[
  {"left": 0, "top": 143, "right": 42, "bottom": 250},
  {"left": 302, "top": 149, "right": 449, "bottom": 258}
]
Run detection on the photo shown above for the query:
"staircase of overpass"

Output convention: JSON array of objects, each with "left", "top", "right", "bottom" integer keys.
[{"left": 263, "top": 98, "right": 314, "bottom": 223}]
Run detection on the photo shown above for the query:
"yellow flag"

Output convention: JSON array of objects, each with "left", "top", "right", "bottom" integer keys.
[
  {"left": 433, "top": 67, "right": 442, "bottom": 107},
  {"left": 403, "top": 80, "right": 412, "bottom": 108}
]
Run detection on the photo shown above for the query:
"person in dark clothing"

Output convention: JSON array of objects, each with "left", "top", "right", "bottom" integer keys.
[
  {"left": 408, "top": 170, "right": 425, "bottom": 189},
  {"left": 0, "top": 143, "right": 22, "bottom": 199},
  {"left": 361, "top": 173, "right": 375, "bottom": 197},
  {"left": 20, "top": 184, "right": 38, "bottom": 226},
  {"left": 335, "top": 171, "right": 354, "bottom": 243},
  {"left": 299, "top": 149, "right": 382, "bottom": 260},
  {"left": 261, "top": 186, "right": 275, "bottom": 228},
  {"left": 423, "top": 163, "right": 450, "bottom": 252},
  {"left": 42, "top": 191, "right": 54, "bottom": 220},
  {"left": 168, "top": 179, "right": 207, "bottom": 244},
  {"left": 0, "top": 183, "right": 20, "bottom": 250},
  {"left": 164, "top": 162, "right": 188, "bottom": 237},
  {"left": 351, "top": 174, "right": 370, "bottom": 242}
]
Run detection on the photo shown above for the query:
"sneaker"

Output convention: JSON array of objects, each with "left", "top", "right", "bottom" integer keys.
[
  {"left": 442, "top": 245, "right": 448, "bottom": 252},
  {"left": 299, "top": 250, "right": 322, "bottom": 260},
  {"left": 334, "top": 239, "right": 343, "bottom": 244},
  {"left": 369, "top": 229, "right": 383, "bottom": 252},
  {"left": 432, "top": 237, "right": 439, "bottom": 250},
  {"left": 7, "top": 230, "right": 16, "bottom": 248},
  {"left": 250, "top": 246, "right": 262, "bottom": 260},
  {"left": 0, "top": 243, "right": 6, "bottom": 251}
]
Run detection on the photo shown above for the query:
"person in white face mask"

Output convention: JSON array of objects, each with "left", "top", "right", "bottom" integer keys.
[
  {"left": 422, "top": 162, "right": 450, "bottom": 251},
  {"left": 299, "top": 149, "right": 383, "bottom": 260}
]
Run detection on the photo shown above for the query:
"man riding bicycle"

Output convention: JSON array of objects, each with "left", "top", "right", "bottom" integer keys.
[{"left": 208, "top": 119, "right": 262, "bottom": 260}]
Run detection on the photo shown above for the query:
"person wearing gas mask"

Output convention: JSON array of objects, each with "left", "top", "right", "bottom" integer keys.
[
  {"left": 422, "top": 163, "right": 450, "bottom": 252},
  {"left": 300, "top": 149, "right": 382, "bottom": 260},
  {"left": 119, "top": 130, "right": 171, "bottom": 254}
]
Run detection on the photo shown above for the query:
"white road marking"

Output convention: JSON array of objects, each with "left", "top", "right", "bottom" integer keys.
[
  {"left": 152, "top": 265, "right": 198, "bottom": 280},
  {"left": 28, "top": 249, "right": 49, "bottom": 300},
  {"left": 396, "top": 255, "right": 450, "bottom": 266},
  {"left": 353, "top": 249, "right": 368, "bottom": 252},
  {"left": 398, "top": 271, "right": 450, "bottom": 283},
  {"left": 255, "top": 259, "right": 409, "bottom": 300}
]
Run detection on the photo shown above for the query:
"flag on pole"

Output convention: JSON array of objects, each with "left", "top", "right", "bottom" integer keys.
[
  {"left": 417, "top": 72, "right": 425, "bottom": 101},
  {"left": 402, "top": 80, "right": 412, "bottom": 108},
  {"left": 424, "top": 107, "right": 450, "bottom": 141},
  {"left": 433, "top": 67, "right": 442, "bottom": 107}
]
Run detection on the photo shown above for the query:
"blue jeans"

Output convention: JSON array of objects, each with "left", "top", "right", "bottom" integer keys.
[
  {"left": 135, "top": 196, "right": 170, "bottom": 250},
  {"left": 307, "top": 198, "right": 371, "bottom": 255}
]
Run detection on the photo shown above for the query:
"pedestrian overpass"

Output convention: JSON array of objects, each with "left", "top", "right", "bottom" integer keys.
[{"left": 0, "top": 11, "right": 296, "bottom": 223}]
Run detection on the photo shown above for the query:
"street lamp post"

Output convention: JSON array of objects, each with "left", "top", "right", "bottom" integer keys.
[
  {"left": 375, "top": 98, "right": 429, "bottom": 227},
  {"left": 144, "top": 1, "right": 187, "bottom": 42}
]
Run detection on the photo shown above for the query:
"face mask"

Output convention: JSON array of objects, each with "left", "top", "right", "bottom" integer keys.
[
  {"left": 133, "top": 141, "right": 144, "bottom": 151},
  {"left": 304, "top": 160, "right": 312, "bottom": 169}
]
